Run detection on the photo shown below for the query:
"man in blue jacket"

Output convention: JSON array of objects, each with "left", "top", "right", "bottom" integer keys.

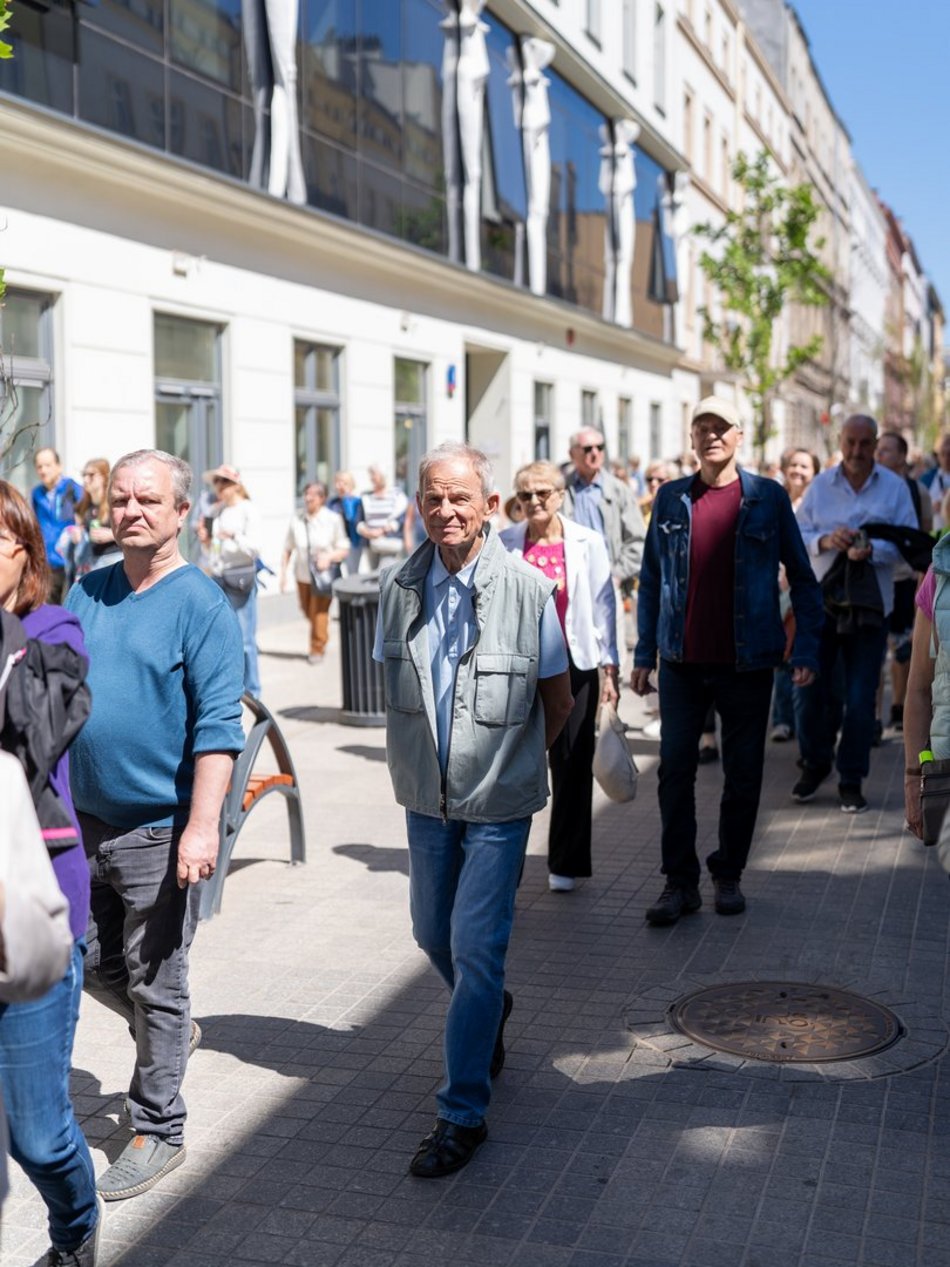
[
  {"left": 31, "top": 447, "right": 82, "bottom": 603},
  {"left": 632, "top": 398, "right": 823, "bottom": 925}
]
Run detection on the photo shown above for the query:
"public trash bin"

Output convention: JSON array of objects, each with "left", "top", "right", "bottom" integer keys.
[{"left": 334, "top": 573, "right": 385, "bottom": 726}]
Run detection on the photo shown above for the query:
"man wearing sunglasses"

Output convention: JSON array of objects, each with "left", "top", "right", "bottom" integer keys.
[{"left": 563, "top": 428, "right": 645, "bottom": 668}]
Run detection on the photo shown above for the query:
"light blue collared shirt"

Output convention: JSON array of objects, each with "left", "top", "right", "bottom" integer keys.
[
  {"left": 570, "top": 472, "right": 605, "bottom": 537},
  {"left": 374, "top": 547, "right": 569, "bottom": 772},
  {"left": 425, "top": 549, "right": 481, "bottom": 772},
  {"left": 796, "top": 462, "right": 918, "bottom": 617}
]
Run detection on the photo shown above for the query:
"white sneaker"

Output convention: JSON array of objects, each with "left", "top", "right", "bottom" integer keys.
[
  {"left": 642, "top": 718, "right": 662, "bottom": 739},
  {"left": 548, "top": 874, "right": 576, "bottom": 892},
  {"left": 770, "top": 723, "right": 792, "bottom": 742}
]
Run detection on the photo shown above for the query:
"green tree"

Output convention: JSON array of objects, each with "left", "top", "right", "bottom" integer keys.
[{"left": 695, "top": 150, "right": 831, "bottom": 460}]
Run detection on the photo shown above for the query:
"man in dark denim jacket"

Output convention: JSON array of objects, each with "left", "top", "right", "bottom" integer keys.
[{"left": 632, "top": 397, "right": 823, "bottom": 924}]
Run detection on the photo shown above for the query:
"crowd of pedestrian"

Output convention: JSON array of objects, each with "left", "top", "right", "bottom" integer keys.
[{"left": 6, "top": 405, "right": 950, "bottom": 1258}]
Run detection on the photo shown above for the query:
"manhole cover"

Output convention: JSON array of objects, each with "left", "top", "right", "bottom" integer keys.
[{"left": 669, "top": 981, "right": 904, "bottom": 1063}]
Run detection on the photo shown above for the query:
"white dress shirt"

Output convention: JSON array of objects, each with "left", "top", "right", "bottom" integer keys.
[{"left": 796, "top": 462, "right": 918, "bottom": 617}]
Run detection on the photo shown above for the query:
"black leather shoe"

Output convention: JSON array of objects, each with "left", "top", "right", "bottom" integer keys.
[
  {"left": 490, "top": 991, "right": 513, "bottom": 1079},
  {"left": 645, "top": 883, "right": 701, "bottom": 926},
  {"left": 712, "top": 877, "right": 746, "bottom": 915},
  {"left": 697, "top": 744, "right": 719, "bottom": 765},
  {"left": 409, "top": 1118, "right": 487, "bottom": 1178}
]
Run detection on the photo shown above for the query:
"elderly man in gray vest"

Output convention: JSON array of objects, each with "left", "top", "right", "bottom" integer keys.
[
  {"left": 374, "top": 441, "right": 573, "bottom": 1179},
  {"left": 562, "top": 426, "right": 645, "bottom": 664}
]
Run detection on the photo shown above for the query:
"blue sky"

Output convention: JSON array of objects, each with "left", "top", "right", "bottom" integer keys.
[{"left": 790, "top": 0, "right": 949, "bottom": 312}]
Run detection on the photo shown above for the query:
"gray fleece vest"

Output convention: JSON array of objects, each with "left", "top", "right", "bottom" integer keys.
[{"left": 378, "top": 527, "right": 555, "bottom": 823}]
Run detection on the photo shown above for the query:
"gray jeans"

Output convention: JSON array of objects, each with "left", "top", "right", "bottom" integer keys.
[{"left": 80, "top": 814, "right": 201, "bottom": 1146}]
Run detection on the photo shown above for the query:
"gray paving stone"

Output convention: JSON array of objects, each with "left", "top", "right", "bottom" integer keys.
[{"left": 6, "top": 626, "right": 950, "bottom": 1267}]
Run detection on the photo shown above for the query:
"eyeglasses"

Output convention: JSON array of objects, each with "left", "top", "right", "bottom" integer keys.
[
  {"left": 516, "top": 488, "right": 558, "bottom": 504},
  {"left": 581, "top": 443, "right": 605, "bottom": 455},
  {"left": 646, "top": 475, "right": 664, "bottom": 485}
]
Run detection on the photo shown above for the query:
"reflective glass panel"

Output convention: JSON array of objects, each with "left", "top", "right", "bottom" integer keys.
[
  {"left": 399, "top": 183, "right": 445, "bottom": 254},
  {"left": 155, "top": 315, "right": 219, "bottom": 382},
  {"left": 0, "top": 2, "right": 75, "bottom": 115},
  {"left": 78, "top": 29, "right": 166, "bottom": 149},
  {"left": 169, "top": 72, "right": 244, "bottom": 176},
  {"left": 302, "top": 131, "right": 358, "bottom": 219},
  {"left": 547, "top": 69, "right": 606, "bottom": 306},
  {"left": 359, "top": 160, "right": 402, "bottom": 238},
  {"left": 359, "top": 0, "right": 403, "bottom": 169},
  {"left": 294, "top": 405, "right": 309, "bottom": 495},
  {"left": 403, "top": 0, "right": 443, "bottom": 189},
  {"left": 300, "top": 0, "right": 357, "bottom": 147},
  {"left": 156, "top": 398, "right": 193, "bottom": 463},
  {"left": 170, "top": 0, "right": 243, "bottom": 93},
  {"left": 83, "top": 0, "right": 164, "bottom": 55},
  {"left": 481, "top": 17, "right": 526, "bottom": 283}
]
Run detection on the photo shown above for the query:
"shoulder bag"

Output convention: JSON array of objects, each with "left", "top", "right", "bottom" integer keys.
[{"left": 306, "top": 515, "right": 341, "bottom": 596}]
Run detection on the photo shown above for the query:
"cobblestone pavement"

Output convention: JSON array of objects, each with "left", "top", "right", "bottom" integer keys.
[{"left": 5, "top": 611, "right": 950, "bottom": 1267}]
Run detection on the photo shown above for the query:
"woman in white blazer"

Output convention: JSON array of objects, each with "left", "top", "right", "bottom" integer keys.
[{"left": 500, "top": 461, "right": 619, "bottom": 891}]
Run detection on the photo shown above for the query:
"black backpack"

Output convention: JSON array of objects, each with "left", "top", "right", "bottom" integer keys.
[{"left": 0, "top": 609, "right": 91, "bottom": 851}]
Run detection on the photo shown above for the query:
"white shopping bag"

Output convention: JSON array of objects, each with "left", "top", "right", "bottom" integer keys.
[{"left": 592, "top": 702, "right": 638, "bottom": 803}]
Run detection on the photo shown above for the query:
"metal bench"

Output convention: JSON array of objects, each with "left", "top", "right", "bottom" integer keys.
[{"left": 199, "top": 693, "right": 305, "bottom": 920}]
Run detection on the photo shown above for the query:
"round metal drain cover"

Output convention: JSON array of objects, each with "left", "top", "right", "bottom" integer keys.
[{"left": 669, "top": 981, "right": 904, "bottom": 1063}]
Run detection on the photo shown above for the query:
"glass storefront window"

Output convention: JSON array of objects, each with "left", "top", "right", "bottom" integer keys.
[
  {"left": 155, "top": 313, "right": 220, "bottom": 382},
  {"left": 0, "top": 289, "right": 55, "bottom": 495},
  {"left": 534, "top": 382, "right": 552, "bottom": 460},
  {"left": 294, "top": 342, "right": 341, "bottom": 496}
]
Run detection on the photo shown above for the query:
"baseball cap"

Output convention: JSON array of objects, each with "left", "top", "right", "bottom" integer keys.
[
  {"left": 691, "top": 396, "right": 742, "bottom": 430},
  {"left": 204, "top": 463, "right": 242, "bottom": 484}
]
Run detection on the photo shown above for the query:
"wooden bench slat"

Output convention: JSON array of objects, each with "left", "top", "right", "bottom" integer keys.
[{"left": 242, "top": 772, "right": 294, "bottom": 811}]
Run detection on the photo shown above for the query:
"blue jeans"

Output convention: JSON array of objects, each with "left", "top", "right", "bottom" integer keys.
[
  {"left": 0, "top": 941, "right": 98, "bottom": 1251},
  {"left": 406, "top": 810, "right": 531, "bottom": 1128},
  {"left": 796, "top": 617, "right": 888, "bottom": 785},
  {"left": 657, "top": 661, "right": 774, "bottom": 887},
  {"left": 81, "top": 816, "right": 202, "bottom": 1146},
  {"left": 235, "top": 590, "right": 261, "bottom": 698}
]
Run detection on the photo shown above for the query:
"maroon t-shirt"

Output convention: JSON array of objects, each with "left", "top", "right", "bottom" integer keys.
[{"left": 683, "top": 475, "right": 742, "bottom": 663}]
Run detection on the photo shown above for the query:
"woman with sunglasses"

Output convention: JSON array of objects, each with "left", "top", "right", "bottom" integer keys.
[
  {"left": 0, "top": 480, "right": 100, "bottom": 1266},
  {"left": 501, "top": 462, "right": 618, "bottom": 892}
]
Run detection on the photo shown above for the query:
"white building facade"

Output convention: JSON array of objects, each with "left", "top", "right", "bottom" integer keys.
[
  {"left": 848, "top": 161, "right": 888, "bottom": 419},
  {"left": 0, "top": 0, "right": 695, "bottom": 576}
]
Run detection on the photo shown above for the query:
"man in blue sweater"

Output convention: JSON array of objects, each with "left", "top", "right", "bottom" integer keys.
[
  {"left": 66, "top": 449, "right": 245, "bottom": 1201},
  {"left": 31, "top": 447, "right": 82, "bottom": 603}
]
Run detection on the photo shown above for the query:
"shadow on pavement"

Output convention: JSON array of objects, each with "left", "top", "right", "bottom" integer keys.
[
  {"left": 336, "top": 744, "right": 388, "bottom": 764},
  {"left": 334, "top": 842, "right": 410, "bottom": 874},
  {"left": 279, "top": 705, "right": 343, "bottom": 725}
]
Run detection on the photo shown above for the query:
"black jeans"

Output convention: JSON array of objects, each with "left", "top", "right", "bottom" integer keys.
[
  {"left": 548, "top": 660, "right": 600, "bottom": 877},
  {"left": 657, "top": 660, "right": 774, "bottom": 888}
]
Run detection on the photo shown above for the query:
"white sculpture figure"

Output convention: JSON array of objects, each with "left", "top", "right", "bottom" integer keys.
[
  {"left": 244, "top": 0, "right": 306, "bottom": 205},
  {"left": 507, "top": 36, "right": 556, "bottom": 297},
  {"left": 667, "top": 170, "right": 691, "bottom": 345},
  {"left": 599, "top": 118, "right": 640, "bottom": 327},
  {"left": 441, "top": 0, "right": 491, "bottom": 271}
]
